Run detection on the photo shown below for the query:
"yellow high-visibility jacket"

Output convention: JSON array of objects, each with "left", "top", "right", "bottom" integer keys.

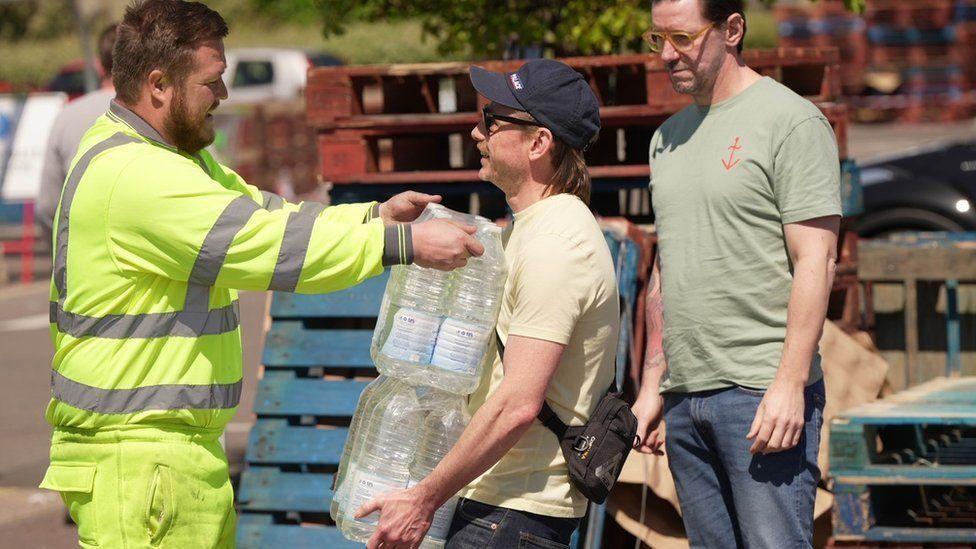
[{"left": 46, "top": 101, "right": 410, "bottom": 433}]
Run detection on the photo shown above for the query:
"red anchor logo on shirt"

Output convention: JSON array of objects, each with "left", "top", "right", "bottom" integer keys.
[{"left": 722, "top": 136, "right": 742, "bottom": 171}]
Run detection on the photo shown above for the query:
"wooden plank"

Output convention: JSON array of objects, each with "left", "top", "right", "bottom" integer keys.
[
  {"left": 831, "top": 466, "right": 976, "bottom": 485},
  {"left": 262, "top": 322, "right": 374, "bottom": 368},
  {"left": 237, "top": 468, "right": 334, "bottom": 513},
  {"left": 254, "top": 372, "right": 368, "bottom": 417},
  {"left": 829, "top": 421, "right": 872, "bottom": 472},
  {"left": 307, "top": 47, "right": 838, "bottom": 80},
  {"left": 834, "top": 404, "right": 976, "bottom": 424},
  {"left": 320, "top": 104, "right": 677, "bottom": 134},
  {"left": 832, "top": 486, "right": 874, "bottom": 538},
  {"left": 316, "top": 101, "right": 837, "bottom": 134},
  {"left": 245, "top": 419, "right": 348, "bottom": 465},
  {"left": 237, "top": 514, "right": 359, "bottom": 549},
  {"left": 859, "top": 527, "right": 976, "bottom": 544},
  {"left": 858, "top": 241, "right": 976, "bottom": 281},
  {"left": 270, "top": 273, "right": 388, "bottom": 318},
  {"left": 852, "top": 376, "right": 976, "bottom": 406},
  {"left": 329, "top": 165, "right": 651, "bottom": 186},
  {"left": 905, "top": 279, "right": 918, "bottom": 388},
  {"left": 834, "top": 377, "right": 976, "bottom": 424}
]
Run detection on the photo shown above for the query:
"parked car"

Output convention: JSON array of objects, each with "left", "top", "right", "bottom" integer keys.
[
  {"left": 221, "top": 48, "right": 343, "bottom": 106},
  {"left": 857, "top": 140, "right": 976, "bottom": 237}
]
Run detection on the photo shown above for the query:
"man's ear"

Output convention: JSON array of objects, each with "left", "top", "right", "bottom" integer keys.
[
  {"left": 726, "top": 13, "right": 745, "bottom": 50},
  {"left": 148, "top": 69, "right": 170, "bottom": 104},
  {"left": 528, "top": 127, "right": 554, "bottom": 162}
]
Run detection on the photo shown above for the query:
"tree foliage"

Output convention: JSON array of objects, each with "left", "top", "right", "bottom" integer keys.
[
  {"left": 247, "top": 0, "right": 866, "bottom": 59},
  {"left": 0, "top": 0, "right": 76, "bottom": 42}
]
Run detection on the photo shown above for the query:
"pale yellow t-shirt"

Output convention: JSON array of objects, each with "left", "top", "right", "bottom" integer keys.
[{"left": 459, "top": 193, "right": 619, "bottom": 518}]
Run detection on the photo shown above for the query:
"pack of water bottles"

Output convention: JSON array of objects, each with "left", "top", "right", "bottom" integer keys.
[
  {"left": 331, "top": 204, "right": 507, "bottom": 546},
  {"left": 332, "top": 377, "right": 470, "bottom": 546},
  {"left": 372, "top": 203, "right": 507, "bottom": 394}
]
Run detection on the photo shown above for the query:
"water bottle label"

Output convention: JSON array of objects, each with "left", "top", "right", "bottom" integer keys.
[
  {"left": 381, "top": 307, "right": 442, "bottom": 364},
  {"left": 430, "top": 318, "right": 491, "bottom": 374},
  {"left": 348, "top": 470, "right": 407, "bottom": 524},
  {"left": 407, "top": 478, "right": 457, "bottom": 541}
]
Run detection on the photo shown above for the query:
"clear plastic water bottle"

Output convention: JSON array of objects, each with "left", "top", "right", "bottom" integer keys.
[
  {"left": 408, "top": 397, "right": 469, "bottom": 545},
  {"left": 428, "top": 220, "right": 506, "bottom": 393},
  {"left": 340, "top": 379, "right": 424, "bottom": 542},
  {"left": 372, "top": 206, "right": 461, "bottom": 381},
  {"left": 330, "top": 376, "right": 394, "bottom": 526},
  {"left": 372, "top": 205, "right": 505, "bottom": 393}
]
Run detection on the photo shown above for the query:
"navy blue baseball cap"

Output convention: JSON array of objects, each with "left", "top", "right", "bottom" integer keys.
[{"left": 470, "top": 59, "right": 601, "bottom": 151}]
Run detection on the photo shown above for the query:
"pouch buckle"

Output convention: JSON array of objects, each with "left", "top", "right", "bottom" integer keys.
[{"left": 572, "top": 435, "right": 595, "bottom": 454}]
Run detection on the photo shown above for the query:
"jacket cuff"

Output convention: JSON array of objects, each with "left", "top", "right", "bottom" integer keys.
[
  {"left": 364, "top": 203, "right": 381, "bottom": 223},
  {"left": 382, "top": 224, "right": 413, "bottom": 266}
]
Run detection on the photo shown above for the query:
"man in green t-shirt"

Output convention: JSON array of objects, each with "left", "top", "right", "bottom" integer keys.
[{"left": 631, "top": 0, "right": 841, "bottom": 546}]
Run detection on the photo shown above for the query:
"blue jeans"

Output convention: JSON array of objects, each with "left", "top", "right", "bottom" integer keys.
[
  {"left": 663, "top": 380, "right": 825, "bottom": 548},
  {"left": 445, "top": 497, "right": 580, "bottom": 548}
]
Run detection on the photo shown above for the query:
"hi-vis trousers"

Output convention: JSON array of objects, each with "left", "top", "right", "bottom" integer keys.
[{"left": 40, "top": 427, "right": 236, "bottom": 548}]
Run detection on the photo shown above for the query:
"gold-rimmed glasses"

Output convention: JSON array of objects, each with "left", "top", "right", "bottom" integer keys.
[{"left": 642, "top": 22, "right": 715, "bottom": 53}]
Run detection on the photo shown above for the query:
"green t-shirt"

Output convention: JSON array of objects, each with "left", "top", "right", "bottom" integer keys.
[{"left": 648, "top": 77, "right": 841, "bottom": 393}]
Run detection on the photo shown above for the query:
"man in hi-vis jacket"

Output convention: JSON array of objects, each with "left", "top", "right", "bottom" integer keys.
[{"left": 38, "top": 1, "right": 483, "bottom": 547}]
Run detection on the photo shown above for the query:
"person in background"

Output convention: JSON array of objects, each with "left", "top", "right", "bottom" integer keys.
[
  {"left": 37, "top": 23, "right": 118, "bottom": 249},
  {"left": 630, "top": 0, "right": 841, "bottom": 547}
]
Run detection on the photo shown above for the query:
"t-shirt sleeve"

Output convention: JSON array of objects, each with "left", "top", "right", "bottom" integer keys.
[
  {"left": 647, "top": 128, "right": 663, "bottom": 190},
  {"left": 772, "top": 116, "right": 842, "bottom": 224},
  {"left": 507, "top": 233, "right": 592, "bottom": 345}
]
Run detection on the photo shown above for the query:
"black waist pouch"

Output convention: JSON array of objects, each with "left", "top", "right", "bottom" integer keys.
[{"left": 497, "top": 335, "right": 637, "bottom": 504}]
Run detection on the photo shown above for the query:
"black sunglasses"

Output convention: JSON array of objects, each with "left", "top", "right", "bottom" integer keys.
[{"left": 481, "top": 105, "right": 543, "bottom": 136}]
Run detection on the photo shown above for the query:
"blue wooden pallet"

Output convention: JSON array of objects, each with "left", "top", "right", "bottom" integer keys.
[
  {"left": 238, "top": 229, "right": 642, "bottom": 548},
  {"left": 831, "top": 377, "right": 976, "bottom": 480},
  {"left": 830, "top": 377, "right": 976, "bottom": 542},
  {"left": 239, "top": 268, "right": 387, "bottom": 546},
  {"left": 832, "top": 483, "right": 976, "bottom": 543}
]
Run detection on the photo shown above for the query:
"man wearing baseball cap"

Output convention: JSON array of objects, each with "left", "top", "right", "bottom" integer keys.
[{"left": 355, "top": 59, "right": 620, "bottom": 548}]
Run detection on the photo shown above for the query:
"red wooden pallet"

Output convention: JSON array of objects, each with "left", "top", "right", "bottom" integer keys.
[
  {"left": 955, "top": 22, "right": 976, "bottom": 49},
  {"left": 779, "top": 35, "right": 868, "bottom": 96},
  {"left": 307, "top": 48, "right": 841, "bottom": 128},
  {"left": 868, "top": 43, "right": 969, "bottom": 66},
  {"left": 317, "top": 102, "right": 850, "bottom": 184},
  {"left": 773, "top": 0, "right": 850, "bottom": 21},
  {"left": 865, "top": 0, "right": 957, "bottom": 30},
  {"left": 848, "top": 92, "right": 976, "bottom": 123}
]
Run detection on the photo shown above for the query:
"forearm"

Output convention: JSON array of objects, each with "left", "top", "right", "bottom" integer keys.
[
  {"left": 638, "top": 258, "right": 667, "bottom": 399},
  {"left": 417, "top": 387, "right": 534, "bottom": 507},
  {"left": 777, "top": 255, "right": 836, "bottom": 383}
]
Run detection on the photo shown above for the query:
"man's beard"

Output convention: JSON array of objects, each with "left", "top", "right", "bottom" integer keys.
[
  {"left": 484, "top": 154, "right": 523, "bottom": 195},
  {"left": 165, "top": 89, "right": 214, "bottom": 154},
  {"left": 667, "top": 62, "right": 705, "bottom": 95}
]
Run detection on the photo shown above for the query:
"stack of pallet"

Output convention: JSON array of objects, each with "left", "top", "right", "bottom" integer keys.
[
  {"left": 776, "top": 0, "right": 976, "bottom": 123},
  {"left": 857, "top": 0, "right": 976, "bottom": 122},
  {"left": 858, "top": 232, "right": 976, "bottom": 392},
  {"left": 829, "top": 376, "right": 976, "bottom": 547},
  {"left": 774, "top": 0, "right": 869, "bottom": 95},
  {"left": 212, "top": 102, "right": 320, "bottom": 197},
  {"left": 304, "top": 48, "right": 849, "bottom": 222}
]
